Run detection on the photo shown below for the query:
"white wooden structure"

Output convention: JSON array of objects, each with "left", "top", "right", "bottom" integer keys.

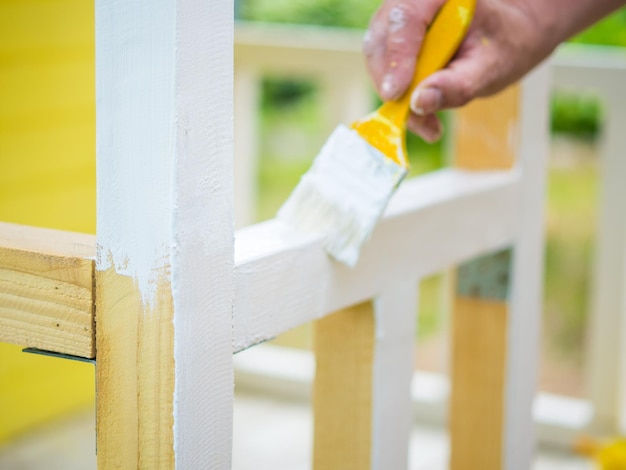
[
  {"left": 232, "top": 23, "right": 626, "bottom": 449},
  {"left": 4, "top": 1, "right": 626, "bottom": 469}
]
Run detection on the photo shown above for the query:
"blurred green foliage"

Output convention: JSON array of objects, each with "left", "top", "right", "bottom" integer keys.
[
  {"left": 241, "top": 0, "right": 378, "bottom": 28},
  {"left": 244, "top": 2, "right": 626, "bottom": 139},
  {"left": 571, "top": 7, "right": 626, "bottom": 46},
  {"left": 551, "top": 92, "right": 602, "bottom": 139}
]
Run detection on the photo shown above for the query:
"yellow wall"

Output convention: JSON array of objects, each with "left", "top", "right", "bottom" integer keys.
[{"left": 0, "top": 0, "right": 96, "bottom": 441}]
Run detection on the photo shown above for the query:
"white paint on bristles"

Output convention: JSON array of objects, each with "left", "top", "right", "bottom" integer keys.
[{"left": 277, "top": 125, "right": 407, "bottom": 267}]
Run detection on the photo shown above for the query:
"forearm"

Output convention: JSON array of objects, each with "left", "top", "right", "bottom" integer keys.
[{"left": 524, "top": 0, "right": 626, "bottom": 52}]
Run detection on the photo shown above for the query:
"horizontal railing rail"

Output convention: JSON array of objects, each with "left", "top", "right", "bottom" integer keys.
[{"left": 232, "top": 22, "right": 626, "bottom": 446}]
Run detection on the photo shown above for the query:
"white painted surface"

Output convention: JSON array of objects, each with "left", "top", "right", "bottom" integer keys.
[
  {"left": 552, "top": 45, "right": 626, "bottom": 434},
  {"left": 96, "top": 0, "right": 177, "bottom": 305},
  {"left": 234, "top": 168, "right": 520, "bottom": 351},
  {"left": 503, "top": 63, "right": 550, "bottom": 470},
  {"left": 552, "top": 44, "right": 626, "bottom": 436},
  {"left": 172, "top": 0, "right": 235, "bottom": 468},
  {"left": 371, "top": 283, "right": 418, "bottom": 470},
  {"left": 233, "top": 64, "right": 261, "bottom": 228},
  {"left": 96, "top": 0, "right": 235, "bottom": 467}
]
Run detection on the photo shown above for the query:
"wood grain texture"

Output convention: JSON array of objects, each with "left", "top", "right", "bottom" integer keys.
[
  {"left": 0, "top": 222, "right": 95, "bottom": 357},
  {"left": 449, "top": 297, "right": 507, "bottom": 470},
  {"left": 450, "top": 85, "right": 520, "bottom": 470},
  {"left": 96, "top": 267, "right": 175, "bottom": 468},
  {"left": 313, "top": 302, "right": 375, "bottom": 470},
  {"left": 454, "top": 85, "right": 520, "bottom": 170},
  {"left": 95, "top": 0, "right": 235, "bottom": 467}
]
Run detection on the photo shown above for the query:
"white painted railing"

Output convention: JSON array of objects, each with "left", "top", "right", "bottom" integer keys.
[
  {"left": 233, "top": 21, "right": 626, "bottom": 449},
  {"left": 2, "top": 11, "right": 621, "bottom": 468},
  {"left": 231, "top": 17, "right": 550, "bottom": 467}
]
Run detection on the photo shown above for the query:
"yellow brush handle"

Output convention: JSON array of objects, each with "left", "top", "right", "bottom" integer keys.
[{"left": 381, "top": 0, "right": 476, "bottom": 127}]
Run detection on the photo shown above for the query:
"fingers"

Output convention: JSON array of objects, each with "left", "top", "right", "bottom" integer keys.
[
  {"left": 364, "top": 0, "right": 446, "bottom": 101},
  {"left": 407, "top": 113, "right": 443, "bottom": 143},
  {"left": 411, "top": 38, "right": 495, "bottom": 116}
]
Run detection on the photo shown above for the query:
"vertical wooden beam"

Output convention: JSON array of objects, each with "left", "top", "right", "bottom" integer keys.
[
  {"left": 233, "top": 62, "right": 261, "bottom": 228},
  {"left": 95, "top": 0, "right": 234, "bottom": 468},
  {"left": 450, "top": 63, "right": 549, "bottom": 470},
  {"left": 450, "top": 251, "right": 511, "bottom": 470},
  {"left": 313, "top": 302, "right": 375, "bottom": 470},
  {"left": 370, "top": 283, "right": 418, "bottom": 469},
  {"left": 313, "top": 284, "right": 417, "bottom": 470},
  {"left": 586, "top": 88, "right": 626, "bottom": 435}
]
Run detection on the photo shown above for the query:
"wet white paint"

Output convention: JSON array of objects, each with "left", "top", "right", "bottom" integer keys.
[
  {"left": 96, "top": 0, "right": 176, "bottom": 307},
  {"left": 388, "top": 6, "right": 407, "bottom": 34},
  {"left": 96, "top": 0, "right": 235, "bottom": 467}
]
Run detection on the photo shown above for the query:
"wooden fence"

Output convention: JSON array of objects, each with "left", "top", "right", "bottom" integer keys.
[{"left": 1, "top": 2, "right": 625, "bottom": 469}]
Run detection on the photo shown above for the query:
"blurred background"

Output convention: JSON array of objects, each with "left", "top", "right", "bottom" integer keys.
[
  {"left": 238, "top": 0, "right": 624, "bottom": 399},
  {"left": 1, "top": 0, "right": 626, "bottom": 468}
]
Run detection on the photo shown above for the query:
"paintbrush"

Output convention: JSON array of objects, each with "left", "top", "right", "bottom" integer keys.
[{"left": 278, "top": 0, "right": 476, "bottom": 267}]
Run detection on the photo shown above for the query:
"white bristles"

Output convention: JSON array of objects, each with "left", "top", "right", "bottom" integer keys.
[{"left": 277, "top": 125, "right": 407, "bottom": 267}]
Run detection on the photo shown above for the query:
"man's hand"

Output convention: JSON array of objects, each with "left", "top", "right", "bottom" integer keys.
[{"left": 364, "top": 0, "right": 555, "bottom": 142}]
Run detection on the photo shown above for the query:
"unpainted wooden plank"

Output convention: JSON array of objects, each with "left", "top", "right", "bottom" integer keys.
[
  {"left": 449, "top": 85, "right": 519, "bottom": 470},
  {"left": 0, "top": 222, "right": 95, "bottom": 358},
  {"left": 96, "top": 267, "right": 175, "bottom": 468},
  {"left": 453, "top": 85, "right": 520, "bottom": 169},
  {"left": 313, "top": 302, "right": 375, "bottom": 470},
  {"left": 449, "top": 296, "right": 507, "bottom": 470}
]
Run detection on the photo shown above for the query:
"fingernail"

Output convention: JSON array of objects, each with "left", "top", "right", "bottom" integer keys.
[
  {"left": 363, "top": 29, "right": 375, "bottom": 56},
  {"left": 411, "top": 87, "right": 442, "bottom": 116},
  {"left": 381, "top": 74, "right": 398, "bottom": 100},
  {"left": 422, "top": 120, "right": 443, "bottom": 143}
]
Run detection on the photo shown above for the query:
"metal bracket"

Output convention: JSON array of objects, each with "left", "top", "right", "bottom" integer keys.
[{"left": 22, "top": 347, "right": 96, "bottom": 365}]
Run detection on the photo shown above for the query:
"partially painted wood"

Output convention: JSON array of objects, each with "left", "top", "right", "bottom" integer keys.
[
  {"left": 233, "top": 169, "right": 520, "bottom": 351},
  {"left": 450, "top": 85, "right": 519, "bottom": 470},
  {"left": 313, "top": 302, "right": 375, "bottom": 470},
  {"left": 449, "top": 65, "right": 549, "bottom": 470},
  {"left": 95, "top": 0, "right": 235, "bottom": 468},
  {"left": 0, "top": 222, "right": 95, "bottom": 357}
]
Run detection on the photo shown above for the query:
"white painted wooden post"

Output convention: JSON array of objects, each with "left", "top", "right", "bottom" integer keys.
[
  {"left": 551, "top": 48, "right": 626, "bottom": 436},
  {"left": 504, "top": 62, "right": 551, "bottom": 469},
  {"left": 587, "top": 81, "right": 626, "bottom": 435},
  {"left": 371, "top": 282, "right": 418, "bottom": 469},
  {"left": 234, "top": 63, "right": 261, "bottom": 228},
  {"left": 95, "top": 0, "right": 234, "bottom": 467}
]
